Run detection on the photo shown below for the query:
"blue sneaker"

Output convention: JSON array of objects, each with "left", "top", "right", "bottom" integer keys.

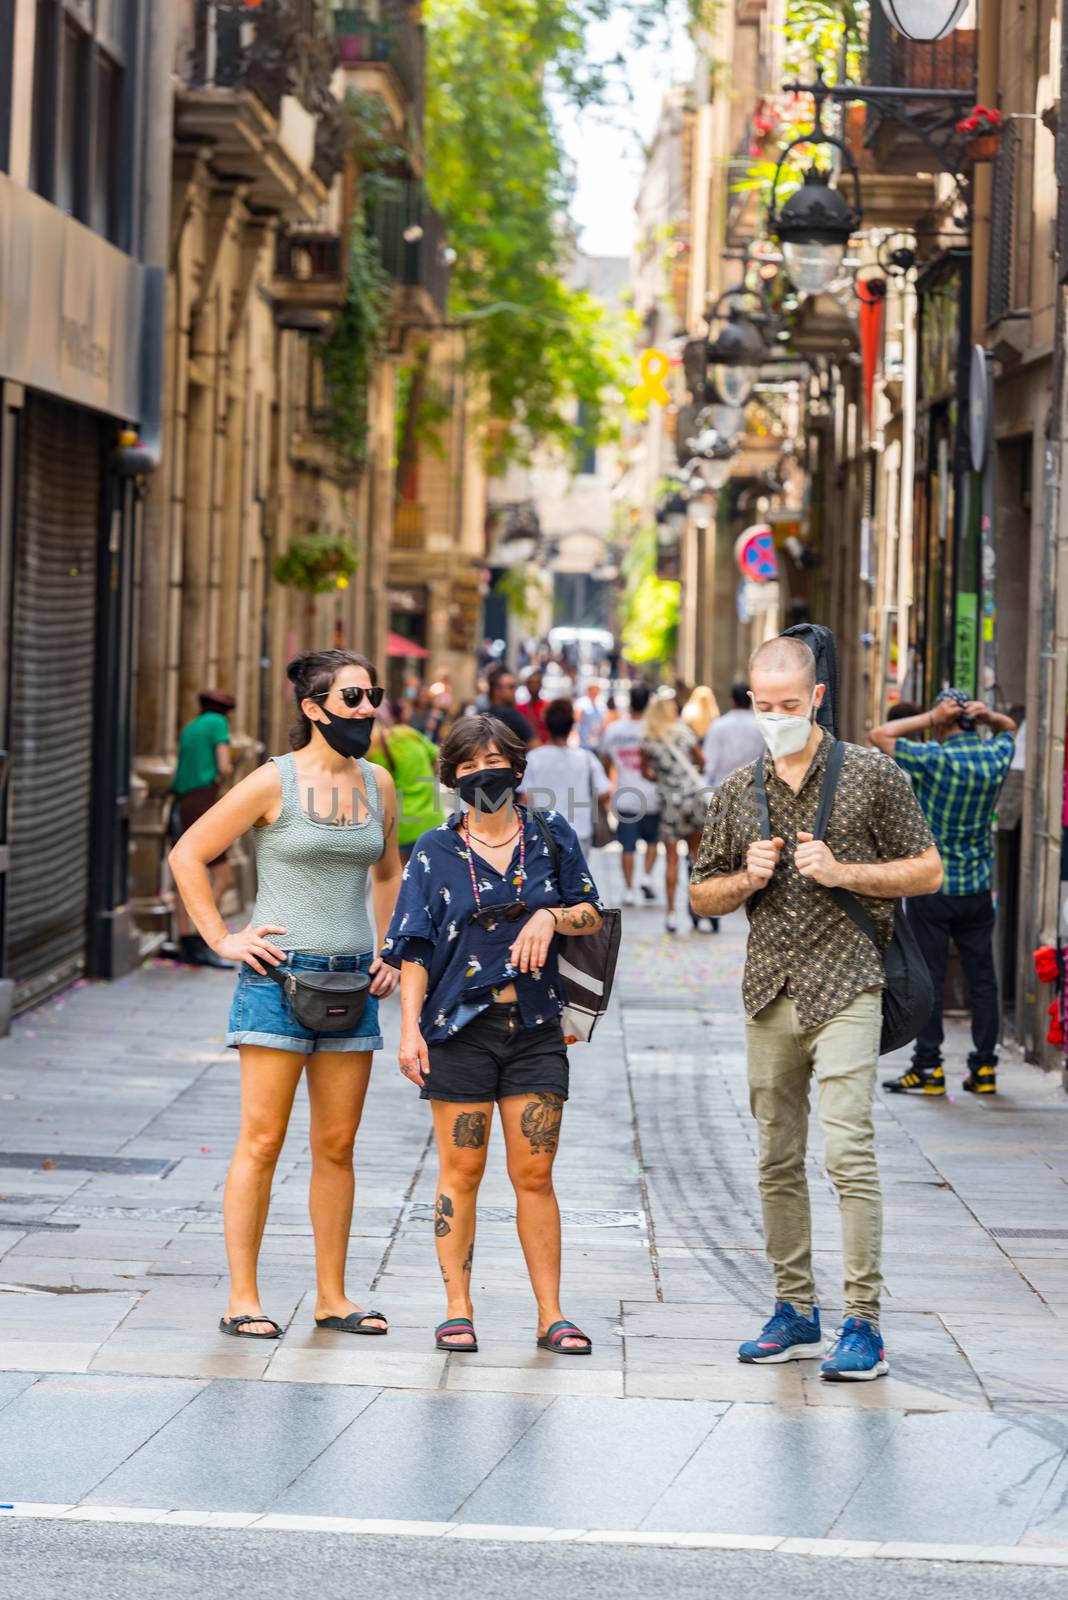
[
  {"left": 738, "top": 1301, "right": 825, "bottom": 1364},
  {"left": 820, "top": 1317, "right": 889, "bottom": 1382}
]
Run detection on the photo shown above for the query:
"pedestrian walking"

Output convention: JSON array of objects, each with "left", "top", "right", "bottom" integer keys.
[
  {"left": 368, "top": 701, "right": 446, "bottom": 866},
  {"left": 681, "top": 685, "right": 720, "bottom": 744},
  {"left": 602, "top": 683, "right": 661, "bottom": 906},
  {"left": 640, "top": 692, "right": 714, "bottom": 934},
  {"left": 170, "top": 688, "right": 238, "bottom": 969},
  {"left": 518, "top": 666, "right": 550, "bottom": 745},
  {"left": 575, "top": 681, "right": 606, "bottom": 749},
  {"left": 485, "top": 662, "right": 535, "bottom": 747},
  {"left": 521, "top": 698, "right": 611, "bottom": 851},
  {"left": 702, "top": 682, "right": 766, "bottom": 789},
  {"left": 871, "top": 690, "right": 1016, "bottom": 1096},
  {"left": 169, "top": 649, "right": 403, "bottom": 1343},
  {"left": 690, "top": 634, "right": 942, "bottom": 1380},
  {"left": 385, "top": 714, "right": 604, "bottom": 1358}
]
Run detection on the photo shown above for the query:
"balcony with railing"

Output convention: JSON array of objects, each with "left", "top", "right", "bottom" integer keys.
[
  {"left": 273, "top": 228, "right": 347, "bottom": 319},
  {"left": 332, "top": 3, "right": 425, "bottom": 144},
  {"left": 864, "top": 5, "right": 976, "bottom": 177},
  {"left": 366, "top": 178, "right": 450, "bottom": 325},
  {"left": 180, "top": 0, "right": 344, "bottom": 217}
]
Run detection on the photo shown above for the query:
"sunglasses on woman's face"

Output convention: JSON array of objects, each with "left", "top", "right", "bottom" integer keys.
[
  {"left": 471, "top": 902, "right": 530, "bottom": 932},
  {"left": 312, "top": 685, "right": 385, "bottom": 710}
]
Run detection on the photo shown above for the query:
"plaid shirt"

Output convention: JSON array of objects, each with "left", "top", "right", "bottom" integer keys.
[{"left": 893, "top": 732, "right": 1015, "bottom": 896}]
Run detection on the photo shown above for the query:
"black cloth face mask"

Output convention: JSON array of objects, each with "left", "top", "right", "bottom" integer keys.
[
  {"left": 457, "top": 767, "right": 520, "bottom": 813},
  {"left": 316, "top": 709, "right": 375, "bottom": 761}
]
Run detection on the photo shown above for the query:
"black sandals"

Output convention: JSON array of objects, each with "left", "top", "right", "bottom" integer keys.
[
  {"left": 315, "top": 1310, "right": 389, "bottom": 1336},
  {"left": 219, "top": 1314, "right": 284, "bottom": 1340}
]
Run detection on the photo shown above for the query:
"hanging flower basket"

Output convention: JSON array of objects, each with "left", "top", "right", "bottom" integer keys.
[
  {"left": 956, "top": 105, "right": 1005, "bottom": 162},
  {"left": 273, "top": 530, "right": 360, "bottom": 596}
]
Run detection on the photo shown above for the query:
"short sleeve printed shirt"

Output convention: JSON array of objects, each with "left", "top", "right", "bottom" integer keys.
[{"left": 691, "top": 734, "right": 935, "bottom": 1028}]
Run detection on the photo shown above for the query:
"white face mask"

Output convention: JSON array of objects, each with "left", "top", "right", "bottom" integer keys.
[{"left": 754, "top": 696, "right": 817, "bottom": 759}]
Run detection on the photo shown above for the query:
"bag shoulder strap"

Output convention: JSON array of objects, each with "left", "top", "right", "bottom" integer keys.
[
  {"left": 813, "top": 741, "right": 882, "bottom": 953},
  {"left": 533, "top": 808, "right": 562, "bottom": 878}
]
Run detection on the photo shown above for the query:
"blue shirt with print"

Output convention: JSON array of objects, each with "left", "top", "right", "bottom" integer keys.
[{"left": 381, "top": 807, "right": 601, "bottom": 1043}]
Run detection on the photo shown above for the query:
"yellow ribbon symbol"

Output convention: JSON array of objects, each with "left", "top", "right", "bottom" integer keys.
[{"left": 630, "top": 348, "right": 671, "bottom": 409}]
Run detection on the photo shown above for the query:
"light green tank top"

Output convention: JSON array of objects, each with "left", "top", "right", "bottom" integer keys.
[{"left": 250, "top": 753, "right": 384, "bottom": 955}]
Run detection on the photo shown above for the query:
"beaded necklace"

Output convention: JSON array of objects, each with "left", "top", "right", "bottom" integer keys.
[{"left": 460, "top": 807, "right": 527, "bottom": 913}]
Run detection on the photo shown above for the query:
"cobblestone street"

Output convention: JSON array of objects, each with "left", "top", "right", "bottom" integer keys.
[{"left": 2, "top": 852, "right": 1068, "bottom": 1567}]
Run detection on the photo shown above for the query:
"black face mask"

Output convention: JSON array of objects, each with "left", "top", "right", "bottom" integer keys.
[
  {"left": 315, "top": 710, "right": 374, "bottom": 762},
  {"left": 457, "top": 767, "right": 520, "bottom": 814}
]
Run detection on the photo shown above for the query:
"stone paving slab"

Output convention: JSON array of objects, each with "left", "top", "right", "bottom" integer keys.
[{"left": 2, "top": 852, "right": 1068, "bottom": 1548}]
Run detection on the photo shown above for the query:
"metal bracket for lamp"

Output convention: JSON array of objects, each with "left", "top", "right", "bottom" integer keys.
[{"left": 782, "top": 64, "right": 975, "bottom": 224}]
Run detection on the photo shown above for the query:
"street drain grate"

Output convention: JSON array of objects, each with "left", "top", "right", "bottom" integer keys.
[
  {"left": 991, "top": 1227, "right": 1068, "bottom": 1241},
  {"left": 0, "top": 1153, "right": 177, "bottom": 1177},
  {"left": 0, "top": 1218, "right": 79, "bottom": 1232},
  {"left": 408, "top": 1203, "right": 644, "bottom": 1229}
]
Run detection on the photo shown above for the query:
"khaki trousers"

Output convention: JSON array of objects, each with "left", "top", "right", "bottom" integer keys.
[{"left": 745, "top": 990, "right": 883, "bottom": 1325}]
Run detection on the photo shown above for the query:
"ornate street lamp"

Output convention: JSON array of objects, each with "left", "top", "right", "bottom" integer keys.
[
  {"left": 771, "top": 165, "right": 861, "bottom": 297},
  {"left": 656, "top": 491, "right": 689, "bottom": 543},
  {"left": 878, "top": 1, "right": 969, "bottom": 42},
  {"left": 706, "top": 300, "right": 767, "bottom": 408}
]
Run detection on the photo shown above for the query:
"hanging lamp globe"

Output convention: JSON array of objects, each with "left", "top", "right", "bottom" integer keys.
[
  {"left": 878, "top": 0, "right": 969, "bottom": 42},
  {"left": 706, "top": 306, "right": 767, "bottom": 409},
  {"left": 773, "top": 167, "right": 859, "bottom": 297}
]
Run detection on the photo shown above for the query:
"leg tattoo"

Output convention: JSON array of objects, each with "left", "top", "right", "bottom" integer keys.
[
  {"left": 452, "top": 1110, "right": 488, "bottom": 1149},
  {"left": 520, "top": 1092, "right": 563, "bottom": 1156},
  {"left": 462, "top": 1241, "right": 473, "bottom": 1275},
  {"left": 435, "top": 1193, "right": 454, "bottom": 1237}
]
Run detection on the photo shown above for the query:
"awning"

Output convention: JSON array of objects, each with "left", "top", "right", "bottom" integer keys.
[{"left": 387, "top": 629, "right": 430, "bottom": 659}]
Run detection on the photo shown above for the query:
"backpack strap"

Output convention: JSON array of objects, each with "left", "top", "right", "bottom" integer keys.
[
  {"left": 811, "top": 741, "right": 882, "bottom": 954},
  {"left": 752, "top": 757, "right": 771, "bottom": 840}
]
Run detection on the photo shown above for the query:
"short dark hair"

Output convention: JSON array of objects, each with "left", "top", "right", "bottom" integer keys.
[
  {"left": 486, "top": 663, "right": 516, "bottom": 696},
  {"left": 439, "top": 714, "right": 528, "bottom": 789},
  {"left": 629, "top": 682, "right": 651, "bottom": 715},
  {"left": 544, "top": 698, "right": 575, "bottom": 741},
  {"left": 730, "top": 682, "right": 750, "bottom": 710},
  {"left": 286, "top": 649, "right": 378, "bottom": 750},
  {"left": 887, "top": 700, "right": 921, "bottom": 722}
]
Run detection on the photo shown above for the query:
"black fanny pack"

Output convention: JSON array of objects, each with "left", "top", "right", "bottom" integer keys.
[{"left": 266, "top": 964, "right": 371, "bottom": 1032}]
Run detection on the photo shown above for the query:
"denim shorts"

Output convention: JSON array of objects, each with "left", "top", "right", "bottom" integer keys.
[
  {"left": 616, "top": 811, "right": 661, "bottom": 852},
  {"left": 226, "top": 952, "right": 384, "bottom": 1055}
]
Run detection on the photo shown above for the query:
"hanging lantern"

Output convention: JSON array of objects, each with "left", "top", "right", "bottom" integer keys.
[
  {"left": 706, "top": 305, "right": 767, "bottom": 409},
  {"left": 878, "top": 1, "right": 969, "bottom": 42},
  {"left": 772, "top": 168, "right": 859, "bottom": 297}
]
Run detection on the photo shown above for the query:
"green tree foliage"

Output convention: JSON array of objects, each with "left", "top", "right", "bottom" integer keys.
[
  {"left": 424, "top": 0, "right": 661, "bottom": 467},
  {"left": 620, "top": 521, "right": 680, "bottom": 667}
]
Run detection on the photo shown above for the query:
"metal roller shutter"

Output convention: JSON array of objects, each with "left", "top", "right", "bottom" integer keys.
[{"left": 7, "top": 394, "right": 101, "bottom": 999}]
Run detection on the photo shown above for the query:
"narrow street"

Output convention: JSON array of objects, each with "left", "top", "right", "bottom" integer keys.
[{"left": 1, "top": 851, "right": 1068, "bottom": 1590}]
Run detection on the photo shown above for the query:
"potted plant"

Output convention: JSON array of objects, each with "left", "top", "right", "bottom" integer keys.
[
  {"left": 273, "top": 529, "right": 360, "bottom": 601},
  {"left": 956, "top": 105, "right": 1005, "bottom": 162},
  {"left": 333, "top": 8, "right": 373, "bottom": 65}
]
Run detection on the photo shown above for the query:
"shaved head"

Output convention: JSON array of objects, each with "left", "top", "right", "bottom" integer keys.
[{"left": 749, "top": 636, "right": 817, "bottom": 692}]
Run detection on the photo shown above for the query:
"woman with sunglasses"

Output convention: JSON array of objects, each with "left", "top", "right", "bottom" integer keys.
[
  {"left": 169, "top": 650, "right": 403, "bottom": 1342},
  {"left": 382, "top": 714, "right": 604, "bottom": 1357}
]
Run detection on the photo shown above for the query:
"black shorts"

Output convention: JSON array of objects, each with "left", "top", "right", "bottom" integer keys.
[{"left": 422, "top": 1005, "right": 570, "bottom": 1104}]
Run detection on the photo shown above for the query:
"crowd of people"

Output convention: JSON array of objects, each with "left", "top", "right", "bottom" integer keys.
[{"left": 164, "top": 627, "right": 1018, "bottom": 1385}]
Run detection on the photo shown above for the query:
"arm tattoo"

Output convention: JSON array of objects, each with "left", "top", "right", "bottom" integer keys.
[
  {"left": 434, "top": 1193, "right": 453, "bottom": 1237},
  {"left": 520, "top": 1092, "right": 563, "bottom": 1156},
  {"left": 556, "top": 906, "right": 597, "bottom": 932},
  {"left": 452, "top": 1110, "right": 488, "bottom": 1149}
]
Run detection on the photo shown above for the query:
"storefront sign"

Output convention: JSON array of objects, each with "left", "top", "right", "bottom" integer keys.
[{"left": 0, "top": 173, "right": 145, "bottom": 419}]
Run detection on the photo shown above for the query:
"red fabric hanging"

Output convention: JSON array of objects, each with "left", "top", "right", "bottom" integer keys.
[{"left": 857, "top": 278, "right": 888, "bottom": 434}]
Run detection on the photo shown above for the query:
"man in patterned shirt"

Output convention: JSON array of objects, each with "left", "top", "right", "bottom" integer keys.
[
  {"left": 871, "top": 690, "right": 1016, "bottom": 1097},
  {"left": 690, "top": 636, "right": 942, "bottom": 1381}
]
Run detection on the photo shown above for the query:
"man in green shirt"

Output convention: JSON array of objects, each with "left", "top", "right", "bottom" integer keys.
[{"left": 171, "top": 689, "right": 236, "bottom": 967}]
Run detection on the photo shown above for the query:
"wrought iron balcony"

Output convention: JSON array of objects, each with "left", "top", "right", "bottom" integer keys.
[
  {"left": 273, "top": 229, "right": 347, "bottom": 317},
  {"left": 366, "top": 179, "right": 450, "bottom": 323},
  {"left": 864, "top": 5, "right": 976, "bottom": 177},
  {"left": 181, "top": 1, "right": 346, "bottom": 212},
  {"left": 333, "top": 3, "right": 425, "bottom": 139}
]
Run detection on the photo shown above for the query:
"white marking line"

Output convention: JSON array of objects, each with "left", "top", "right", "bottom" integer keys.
[{"left": 0, "top": 1504, "right": 1066, "bottom": 1565}]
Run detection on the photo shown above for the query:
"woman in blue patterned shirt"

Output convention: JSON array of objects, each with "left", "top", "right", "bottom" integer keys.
[{"left": 383, "top": 714, "right": 604, "bottom": 1357}]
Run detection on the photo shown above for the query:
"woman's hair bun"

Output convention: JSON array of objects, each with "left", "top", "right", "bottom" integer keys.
[{"left": 286, "top": 655, "right": 309, "bottom": 687}]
